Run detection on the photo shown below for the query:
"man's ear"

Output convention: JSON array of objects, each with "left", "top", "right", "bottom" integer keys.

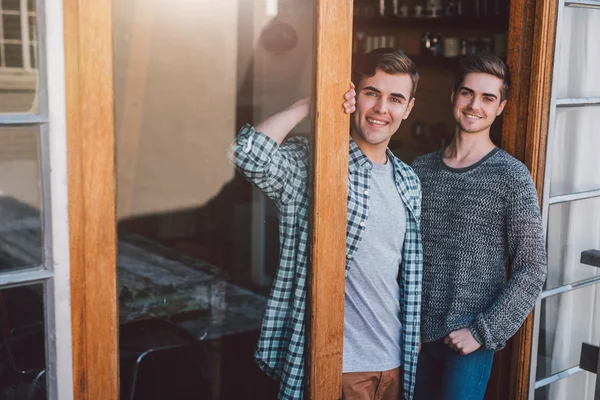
[
  {"left": 450, "top": 90, "right": 455, "bottom": 104},
  {"left": 403, "top": 97, "right": 416, "bottom": 120},
  {"left": 497, "top": 99, "right": 508, "bottom": 116}
]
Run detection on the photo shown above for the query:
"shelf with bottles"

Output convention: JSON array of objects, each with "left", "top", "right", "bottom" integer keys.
[
  {"left": 353, "top": 0, "right": 510, "bottom": 30},
  {"left": 354, "top": 15, "right": 508, "bottom": 31},
  {"left": 352, "top": 29, "right": 507, "bottom": 65},
  {"left": 353, "top": 0, "right": 510, "bottom": 18}
]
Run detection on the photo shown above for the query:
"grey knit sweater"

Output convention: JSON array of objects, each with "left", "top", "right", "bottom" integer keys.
[{"left": 412, "top": 148, "right": 547, "bottom": 350}]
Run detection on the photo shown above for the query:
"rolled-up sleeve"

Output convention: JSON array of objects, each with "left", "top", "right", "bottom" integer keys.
[{"left": 228, "top": 124, "right": 309, "bottom": 206}]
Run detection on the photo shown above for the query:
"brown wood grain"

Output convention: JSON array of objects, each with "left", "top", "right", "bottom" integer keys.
[
  {"left": 308, "top": 1, "right": 353, "bottom": 399},
  {"left": 64, "top": 0, "right": 119, "bottom": 399},
  {"left": 502, "top": 0, "right": 535, "bottom": 160},
  {"left": 509, "top": 0, "right": 558, "bottom": 399},
  {"left": 498, "top": 0, "right": 558, "bottom": 399}
]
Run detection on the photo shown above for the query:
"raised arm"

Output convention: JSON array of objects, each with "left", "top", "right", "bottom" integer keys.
[
  {"left": 256, "top": 97, "right": 311, "bottom": 145},
  {"left": 256, "top": 82, "right": 356, "bottom": 144}
]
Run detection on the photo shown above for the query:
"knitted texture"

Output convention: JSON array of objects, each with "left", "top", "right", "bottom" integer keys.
[{"left": 412, "top": 148, "right": 547, "bottom": 350}]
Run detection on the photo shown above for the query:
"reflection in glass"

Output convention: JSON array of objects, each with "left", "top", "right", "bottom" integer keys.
[
  {"left": 114, "top": 0, "right": 314, "bottom": 398},
  {"left": 534, "top": 371, "right": 596, "bottom": 400},
  {"left": 550, "top": 106, "right": 600, "bottom": 197},
  {"left": 0, "top": 283, "right": 47, "bottom": 399},
  {"left": 0, "top": 0, "right": 39, "bottom": 113},
  {"left": 557, "top": 7, "right": 600, "bottom": 99},
  {"left": 545, "top": 197, "right": 600, "bottom": 290},
  {"left": 535, "top": 369, "right": 594, "bottom": 400},
  {"left": 536, "top": 284, "right": 600, "bottom": 382},
  {"left": 0, "top": 127, "right": 42, "bottom": 272}
]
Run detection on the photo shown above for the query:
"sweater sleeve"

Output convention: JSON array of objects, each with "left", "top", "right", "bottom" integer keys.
[
  {"left": 228, "top": 124, "right": 309, "bottom": 206},
  {"left": 469, "top": 166, "right": 548, "bottom": 349}
]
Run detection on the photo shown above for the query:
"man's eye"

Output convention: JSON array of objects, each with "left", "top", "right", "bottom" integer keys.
[
  {"left": 484, "top": 97, "right": 494, "bottom": 102},
  {"left": 391, "top": 97, "right": 402, "bottom": 104},
  {"left": 461, "top": 91, "right": 471, "bottom": 96},
  {"left": 366, "top": 92, "right": 378, "bottom": 97}
]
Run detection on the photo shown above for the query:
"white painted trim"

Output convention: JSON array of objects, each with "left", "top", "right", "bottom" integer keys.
[
  {"left": 42, "top": 0, "right": 73, "bottom": 398},
  {"left": 529, "top": 0, "right": 566, "bottom": 397}
]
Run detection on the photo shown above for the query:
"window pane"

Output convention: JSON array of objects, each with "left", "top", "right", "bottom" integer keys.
[
  {"left": 0, "top": 283, "right": 47, "bottom": 399},
  {"left": 545, "top": 197, "right": 600, "bottom": 290},
  {"left": 0, "top": 127, "right": 42, "bottom": 272},
  {"left": 0, "top": 0, "right": 39, "bottom": 113},
  {"left": 536, "top": 284, "right": 600, "bottom": 381},
  {"left": 4, "top": 44, "right": 23, "bottom": 68},
  {"left": 1, "top": 0, "right": 19, "bottom": 12},
  {"left": 556, "top": 7, "right": 600, "bottom": 99},
  {"left": 2, "top": 14, "right": 22, "bottom": 41},
  {"left": 535, "top": 370, "right": 595, "bottom": 400},
  {"left": 550, "top": 106, "right": 600, "bottom": 197},
  {"left": 114, "top": 0, "right": 315, "bottom": 398}
]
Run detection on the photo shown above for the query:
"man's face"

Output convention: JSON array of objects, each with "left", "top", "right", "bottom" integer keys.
[
  {"left": 452, "top": 72, "right": 507, "bottom": 135},
  {"left": 351, "top": 69, "right": 415, "bottom": 148}
]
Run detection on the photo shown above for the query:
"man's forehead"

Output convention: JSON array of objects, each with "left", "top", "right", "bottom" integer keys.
[
  {"left": 358, "top": 71, "right": 413, "bottom": 94},
  {"left": 460, "top": 72, "right": 503, "bottom": 96}
]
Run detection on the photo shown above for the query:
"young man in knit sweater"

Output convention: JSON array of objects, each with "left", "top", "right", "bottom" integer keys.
[{"left": 412, "top": 53, "right": 547, "bottom": 400}]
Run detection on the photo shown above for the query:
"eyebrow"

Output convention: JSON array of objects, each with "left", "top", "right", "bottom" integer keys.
[
  {"left": 459, "top": 86, "right": 498, "bottom": 99},
  {"left": 362, "top": 86, "right": 407, "bottom": 101}
]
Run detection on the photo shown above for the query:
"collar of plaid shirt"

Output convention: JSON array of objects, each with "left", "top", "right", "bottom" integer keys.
[{"left": 245, "top": 129, "right": 422, "bottom": 400}]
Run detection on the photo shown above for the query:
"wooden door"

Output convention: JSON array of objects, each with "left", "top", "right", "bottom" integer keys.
[{"left": 64, "top": 0, "right": 354, "bottom": 399}]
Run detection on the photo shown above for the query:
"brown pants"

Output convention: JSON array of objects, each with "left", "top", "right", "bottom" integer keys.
[{"left": 342, "top": 367, "right": 403, "bottom": 400}]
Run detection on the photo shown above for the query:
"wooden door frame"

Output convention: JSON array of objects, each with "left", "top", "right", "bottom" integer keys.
[
  {"left": 64, "top": 0, "right": 119, "bottom": 399},
  {"left": 63, "top": 0, "right": 561, "bottom": 397},
  {"left": 308, "top": 1, "right": 353, "bottom": 399},
  {"left": 501, "top": 0, "right": 558, "bottom": 399},
  {"left": 63, "top": 0, "right": 353, "bottom": 399}
]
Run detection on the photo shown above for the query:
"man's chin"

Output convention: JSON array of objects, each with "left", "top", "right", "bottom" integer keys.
[{"left": 457, "top": 122, "right": 491, "bottom": 135}]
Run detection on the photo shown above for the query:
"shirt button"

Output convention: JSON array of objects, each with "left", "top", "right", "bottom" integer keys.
[
  {"left": 364, "top": 190, "right": 369, "bottom": 195},
  {"left": 360, "top": 221, "right": 365, "bottom": 227}
]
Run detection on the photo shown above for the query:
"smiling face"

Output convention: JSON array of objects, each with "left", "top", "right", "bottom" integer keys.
[
  {"left": 452, "top": 72, "right": 507, "bottom": 135},
  {"left": 350, "top": 69, "right": 415, "bottom": 155}
]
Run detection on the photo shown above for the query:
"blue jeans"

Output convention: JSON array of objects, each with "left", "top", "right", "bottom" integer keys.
[{"left": 414, "top": 339, "right": 494, "bottom": 400}]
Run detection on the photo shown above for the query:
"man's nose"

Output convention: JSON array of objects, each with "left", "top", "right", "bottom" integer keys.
[
  {"left": 373, "top": 99, "right": 387, "bottom": 114},
  {"left": 469, "top": 96, "right": 482, "bottom": 110}
]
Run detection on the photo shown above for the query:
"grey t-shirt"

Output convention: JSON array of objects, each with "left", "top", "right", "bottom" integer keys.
[{"left": 342, "top": 159, "right": 407, "bottom": 373}]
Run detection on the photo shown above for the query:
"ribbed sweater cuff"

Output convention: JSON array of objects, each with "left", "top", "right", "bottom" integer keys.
[{"left": 469, "top": 317, "right": 488, "bottom": 348}]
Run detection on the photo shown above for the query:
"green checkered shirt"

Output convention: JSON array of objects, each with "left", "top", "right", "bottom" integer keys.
[{"left": 229, "top": 124, "right": 422, "bottom": 399}]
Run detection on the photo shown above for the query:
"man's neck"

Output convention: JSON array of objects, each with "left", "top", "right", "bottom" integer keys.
[
  {"left": 443, "top": 128, "right": 496, "bottom": 169},
  {"left": 350, "top": 131, "right": 389, "bottom": 165}
]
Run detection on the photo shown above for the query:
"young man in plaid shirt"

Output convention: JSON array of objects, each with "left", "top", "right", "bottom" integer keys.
[{"left": 229, "top": 48, "right": 423, "bottom": 400}]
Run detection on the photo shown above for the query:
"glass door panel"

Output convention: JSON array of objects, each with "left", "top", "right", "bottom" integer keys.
[
  {"left": 0, "top": 283, "right": 46, "bottom": 399},
  {"left": 556, "top": 6, "right": 600, "bottom": 99},
  {"left": 536, "top": 283, "right": 600, "bottom": 379},
  {"left": 113, "top": 0, "right": 316, "bottom": 398},
  {"left": 550, "top": 106, "right": 600, "bottom": 198},
  {"left": 545, "top": 197, "right": 600, "bottom": 290},
  {"left": 535, "top": 370, "right": 595, "bottom": 400},
  {"left": 0, "top": 0, "right": 39, "bottom": 114},
  {"left": 531, "top": 1, "right": 600, "bottom": 398},
  {"left": 0, "top": 126, "right": 41, "bottom": 271}
]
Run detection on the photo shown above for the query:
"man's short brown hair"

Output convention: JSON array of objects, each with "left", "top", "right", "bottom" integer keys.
[
  {"left": 454, "top": 53, "right": 511, "bottom": 101},
  {"left": 352, "top": 48, "right": 420, "bottom": 99}
]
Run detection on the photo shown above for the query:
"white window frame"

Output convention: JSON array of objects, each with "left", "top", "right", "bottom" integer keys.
[
  {"left": 528, "top": 0, "right": 600, "bottom": 398},
  {"left": 0, "top": 0, "right": 73, "bottom": 399}
]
